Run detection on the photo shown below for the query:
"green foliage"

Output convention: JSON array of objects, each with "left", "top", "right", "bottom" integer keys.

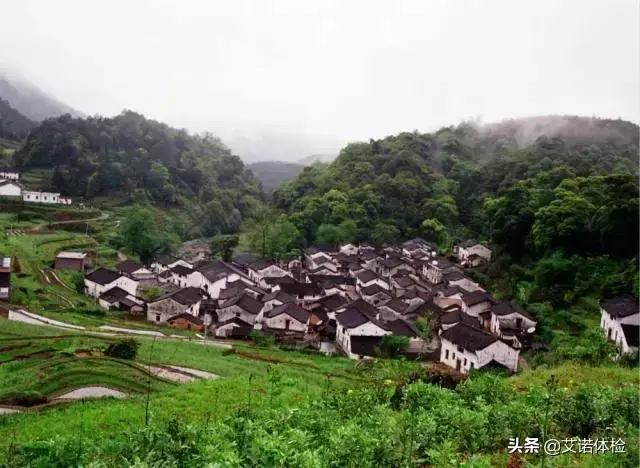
[
  {"left": 249, "top": 330, "right": 276, "bottom": 347},
  {"left": 377, "top": 334, "right": 410, "bottom": 358},
  {"left": 210, "top": 234, "right": 239, "bottom": 261},
  {"left": 104, "top": 339, "right": 140, "bottom": 360},
  {"left": 68, "top": 271, "right": 85, "bottom": 294},
  {"left": 141, "top": 286, "right": 162, "bottom": 301},
  {"left": 243, "top": 207, "right": 302, "bottom": 259},
  {"left": 115, "top": 205, "right": 173, "bottom": 264},
  {"left": 13, "top": 111, "right": 260, "bottom": 211}
]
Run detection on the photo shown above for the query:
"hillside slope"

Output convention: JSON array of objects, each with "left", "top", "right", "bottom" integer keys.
[
  {"left": 0, "top": 71, "right": 83, "bottom": 121},
  {"left": 247, "top": 160, "right": 304, "bottom": 191},
  {"left": 0, "top": 98, "right": 35, "bottom": 141}
]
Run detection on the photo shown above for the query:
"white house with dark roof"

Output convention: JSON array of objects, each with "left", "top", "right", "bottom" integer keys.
[
  {"left": 247, "top": 260, "right": 290, "bottom": 288},
  {"left": 377, "top": 256, "right": 415, "bottom": 278},
  {"left": 335, "top": 301, "right": 389, "bottom": 359},
  {"left": 600, "top": 296, "right": 639, "bottom": 354},
  {"left": 0, "top": 180, "right": 22, "bottom": 198},
  {"left": 187, "top": 260, "right": 251, "bottom": 298},
  {"left": 84, "top": 268, "right": 127, "bottom": 299},
  {"left": 261, "top": 302, "right": 309, "bottom": 333},
  {"left": 355, "top": 269, "right": 390, "bottom": 291},
  {"left": 460, "top": 290, "right": 495, "bottom": 317},
  {"left": 360, "top": 283, "right": 393, "bottom": 306},
  {"left": 490, "top": 302, "right": 537, "bottom": 337},
  {"left": 147, "top": 287, "right": 203, "bottom": 323},
  {"left": 217, "top": 293, "right": 263, "bottom": 324},
  {"left": 456, "top": 240, "right": 492, "bottom": 266},
  {"left": 422, "top": 256, "right": 461, "bottom": 284},
  {"left": 150, "top": 255, "right": 192, "bottom": 274},
  {"left": 439, "top": 322, "right": 519, "bottom": 374},
  {"left": 259, "top": 290, "right": 297, "bottom": 316}
]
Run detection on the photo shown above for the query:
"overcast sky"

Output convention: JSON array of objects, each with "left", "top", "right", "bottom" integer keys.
[{"left": 1, "top": 0, "right": 638, "bottom": 161}]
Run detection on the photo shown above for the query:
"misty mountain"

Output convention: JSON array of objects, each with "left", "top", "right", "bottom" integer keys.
[
  {"left": 247, "top": 161, "right": 304, "bottom": 191},
  {"left": 297, "top": 153, "right": 336, "bottom": 165},
  {"left": 480, "top": 115, "right": 639, "bottom": 150},
  {"left": 0, "top": 70, "right": 84, "bottom": 121},
  {"left": 0, "top": 98, "right": 35, "bottom": 140}
]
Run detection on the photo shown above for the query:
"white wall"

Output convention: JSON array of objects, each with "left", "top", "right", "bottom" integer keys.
[
  {"left": 440, "top": 338, "right": 519, "bottom": 373},
  {"left": 84, "top": 278, "right": 119, "bottom": 299},
  {"left": 440, "top": 338, "right": 478, "bottom": 373},
  {"left": 263, "top": 314, "right": 306, "bottom": 332},
  {"left": 491, "top": 312, "right": 536, "bottom": 335},
  {"left": 217, "top": 304, "right": 256, "bottom": 324},
  {"left": 449, "top": 278, "right": 484, "bottom": 293},
  {"left": 459, "top": 244, "right": 492, "bottom": 262},
  {"left": 0, "top": 183, "right": 22, "bottom": 197},
  {"left": 22, "top": 191, "right": 60, "bottom": 204},
  {"left": 600, "top": 309, "right": 640, "bottom": 353}
]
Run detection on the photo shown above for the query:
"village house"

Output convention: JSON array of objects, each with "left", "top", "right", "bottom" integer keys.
[
  {"left": 489, "top": 302, "right": 537, "bottom": 337},
  {"left": 0, "top": 256, "right": 11, "bottom": 300},
  {"left": 400, "top": 288, "right": 432, "bottom": 307},
  {"left": 214, "top": 317, "right": 254, "bottom": 338},
  {"left": 259, "top": 290, "right": 296, "bottom": 315},
  {"left": 217, "top": 293, "right": 263, "bottom": 324},
  {"left": 378, "top": 298, "right": 409, "bottom": 320},
  {"left": 261, "top": 302, "right": 309, "bottom": 333},
  {"left": 166, "top": 313, "right": 205, "bottom": 332},
  {"left": 84, "top": 268, "right": 129, "bottom": 299},
  {"left": 600, "top": 296, "right": 640, "bottom": 354},
  {"left": 339, "top": 243, "right": 359, "bottom": 256},
  {"left": 247, "top": 260, "right": 291, "bottom": 288},
  {"left": 456, "top": 240, "right": 492, "bottom": 266},
  {"left": 335, "top": 302, "right": 389, "bottom": 359},
  {"left": 360, "top": 283, "right": 393, "bottom": 306},
  {"left": 439, "top": 322, "right": 519, "bottom": 374},
  {"left": 0, "top": 180, "right": 22, "bottom": 198},
  {"left": 444, "top": 272, "right": 484, "bottom": 293},
  {"left": 0, "top": 171, "right": 19, "bottom": 180},
  {"left": 220, "top": 279, "right": 265, "bottom": 301},
  {"left": 355, "top": 269, "right": 390, "bottom": 291},
  {"left": 168, "top": 264, "right": 193, "bottom": 288},
  {"left": 55, "top": 251, "right": 87, "bottom": 271},
  {"left": 460, "top": 290, "right": 495, "bottom": 317},
  {"left": 377, "top": 256, "right": 415, "bottom": 278},
  {"left": 401, "top": 238, "right": 433, "bottom": 258},
  {"left": 22, "top": 190, "right": 60, "bottom": 204},
  {"left": 117, "top": 259, "right": 153, "bottom": 278},
  {"left": 146, "top": 287, "right": 203, "bottom": 324},
  {"left": 98, "top": 286, "right": 143, "bottom": 312},
  {"left": 276, "top": 282, "right": 324, "bottom": 306},
  {"left": 187, "top": 260, "right": 251, "bottom": 298},
  {"left": 422, "top": 256, "right": 463, "bottom": 285},
  {"left": 150, "top": 255, "right": 192, "bottom": 274}
]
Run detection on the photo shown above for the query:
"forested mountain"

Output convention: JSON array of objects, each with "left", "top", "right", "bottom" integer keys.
[
  {"left": 12, "top": 111, "right": 263, "bottom": 237},
  {"left": 0, "top": 98, "right": 35, "bottom": 140},
  {"left": 0, "top": 71, "right": 83, "bottom": 121},
  {"left": 247, "top": 161, "right": 304, "bottom": 191},
  {"left": 254, "top": 116, "right": 639, "bottom": 338}
]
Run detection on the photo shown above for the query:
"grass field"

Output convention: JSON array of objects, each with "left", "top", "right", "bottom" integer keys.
[{"left": 0, "top": 317, "right": 410, "bottom": 450}]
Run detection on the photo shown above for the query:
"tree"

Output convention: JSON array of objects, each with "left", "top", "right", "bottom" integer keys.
[
  {"left": 210, "top": 234, "right": 239, "bottom": 261},
  {"left": 377, "top": 335, "right": 410, "bottom": 358},
  {"left": 118, "top": 205, "right": 172, "bottom": 264}
]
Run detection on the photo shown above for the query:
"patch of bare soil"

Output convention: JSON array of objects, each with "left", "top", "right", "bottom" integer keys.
[
  {"left": 74, "top": 349, "right": 104, "bottom": 358},
  {"left": 0, "top": 342, "right": 32, "bottom": 353}
]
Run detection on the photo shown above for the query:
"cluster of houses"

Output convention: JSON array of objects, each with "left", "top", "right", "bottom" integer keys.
[
  {"left": 71, "top": 238, "right": 545, "bottom": 374},
  {"left": 0, "top": 172, "right": 72, "bottom": 205}
]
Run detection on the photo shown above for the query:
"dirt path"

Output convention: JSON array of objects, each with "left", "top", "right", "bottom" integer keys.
[
  {"left": 35, "top": 211, "right": 111, "bottom": 230},
  {"left": 0, "top": 407, "right": 23, "bottom": 415},
  {"left": 147, "top": 366, "right": 198, "bottom": 383},
  {"left": 54, "top": 387, "right": 128, "bottom": 400},
  {"left": 167, "top": 365, "right": 218, "bottom": 380}
]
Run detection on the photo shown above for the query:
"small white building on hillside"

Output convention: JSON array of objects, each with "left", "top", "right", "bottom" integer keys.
[{"left": 600, "top": 296, "right": 639, "bottom": 354}]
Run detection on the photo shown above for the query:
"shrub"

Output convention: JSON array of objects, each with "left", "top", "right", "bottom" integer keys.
[
  {"left": 142, "top": 286, "right": 162, "bottom": 301},
  {"left": 249, "top": 330, "right": 276, "bottom": 347},
  {"left": 104, "top": 339, "right": 139, "bottom": 360},
  {"left": 68, "top": 271, "right": 85, "bottom": 294},
  {"left": 0, "top": 391, "right": 47, "bottom": 407},
  {"left": 376, "top": 335, "right": 409, "bottom": 358}
]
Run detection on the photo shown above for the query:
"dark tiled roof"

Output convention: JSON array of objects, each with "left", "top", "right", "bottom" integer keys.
[
  {"left": 159, "top": 270, "right": 172, "bottom": 279},
  {"left": 306, "top": 244, "right": 339, "bottom": 255},
  {"left": 264, "top": 275, "right": 296, "bottom": 285},
  {"left": 440, "top": 322, "right": 498, "bottom": 351},
  {"left": 393, "top": 275, "right": 416, "bottom": 288},
  {"left": 359, "top": 250, "right": 379, "bottom": 261},
  {"left": 308, "top": 274, "right": 355, "bottom": 285},
  {"left": 443, "top": 271, "right": 466, "bottom": 282},
  {"left": 169, "top": 287, "right": 202, "bottom": 306},
  {"left": 382, "top": 298, "right": 409, "bottom": 313},
  {"left": 384, "top": 319, "right": 420, "bottom": 337},
  {"left": 279, "top": 282, "right": 323, "bottom": 297},
  {"left": 262, "top": 290, "right": 296, "bottom": 304},
  {"left": 600, "top": 296, "right": 639, "bottom": 319},
  {"left": 356, "top": 269, "right": 379, "bottom": 283},
  {"left": 491, "top": 302, "right": 534, "bottom": 320},
  {"left": 265, "top": 302, "right": 309, "bottom": 323},
  {"left": 155, "top": 254, "right": 179, "bottom": 265},
  {"left": 171, "top": 264, "right": 193, "bottom": 276},
  {"left": 336, "top": 307, "right": 372, "bottom": 329},
  {"left": 116, "top": 259, "right": 143, "bottom": 275},
  {"left": 360, "top": 283, "right": 391, "bottom": 297},
  {"left": 197, "top": 260, "right": 247, "bottom": 283},
  {"left": 349, "top": 336, "right": 383, "bottom": 357},
  {"left": 98, "top": 286, "right": 129, "bottom": 303},
  {"left": 380, "top": 256, "right": 405, "bottom": 269},
  {"left": 219, "top": 286, "right": 244, "bottom": 300},
  {"left": 426, "top": 256, "right": 455, "bottom": 270},
  {"left": 219, "top": 294, "right": 262, "bottom": 315},
  {"left": 168, "top": 313, "right": 203, "bottom": 325},
  {"left": 441, "top": 285, "right": 466, "bottom": 297},
  {"left": 85, "top": 268, "right": 121, "bottom": 285},
  {"left": 462, "top": 290, "right": 495, "bottom": 306},
  {"left": 217, "top": 317, "right": 253, "bottom": 328},
  {"left": 621, "top": 324, "right": 639, "bottom": 348},
  {"left": 405, "top": 300, "right": 442, "bottom": 318},
  {"left": 441, "top": 309, "right": 478, "bottom": 327},
  {"left": 459, "top": 239, "right": 479, "bottom": 248},
  {"left": 314, "top": 293, "right": 347, "bottom": 311},
  {"left": 248, "top": 259, "right": 275, "bottom": 271}
]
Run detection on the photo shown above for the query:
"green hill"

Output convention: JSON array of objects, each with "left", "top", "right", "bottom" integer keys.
[{"left": 247, "top": 160, "right": 304, "bottom": 191}]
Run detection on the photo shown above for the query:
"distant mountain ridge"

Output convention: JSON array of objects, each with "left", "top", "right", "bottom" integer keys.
[
  {"left": 247, "top": 161, "right": 304, "bottom": 191},
  {"left": 0, "top": 70, "right": 84, "bottom": 121}
]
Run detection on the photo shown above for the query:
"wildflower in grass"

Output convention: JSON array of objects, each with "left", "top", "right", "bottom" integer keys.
[{"left": 384, "top": 379, "right": 393, "bottom": 385}]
